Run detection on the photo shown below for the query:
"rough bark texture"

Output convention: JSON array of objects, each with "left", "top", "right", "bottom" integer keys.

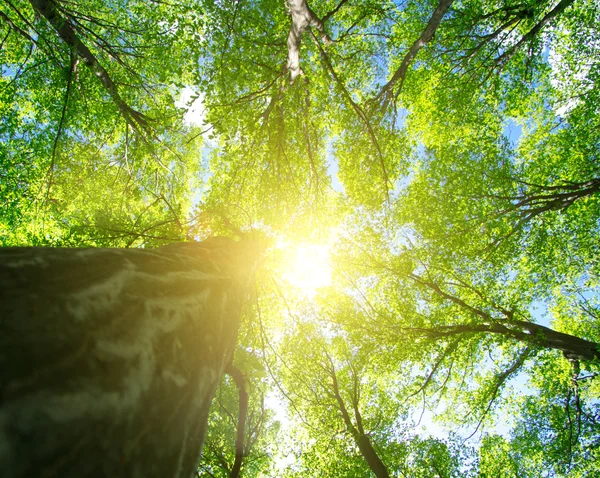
[{"left": 0, "top": 238, "right": 261, "bottom": 478}]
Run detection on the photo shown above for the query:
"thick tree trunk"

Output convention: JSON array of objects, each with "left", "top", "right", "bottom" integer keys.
[
  {"left": 286, "top": 0, "right": 331, "bottom": 82},
  {"left": 0, "top": 238, "right": 261, "bottom": 478}
]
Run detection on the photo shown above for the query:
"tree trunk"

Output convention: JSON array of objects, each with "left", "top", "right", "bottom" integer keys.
[
  {"left": 0, "top": 238, "right": 261, "bottom": 478},
  {"left": 517, "top": 321, "right": 600, "bottom": 361},
  {"left": 356, "top": 435, "right": 390, "bottom": 478}
]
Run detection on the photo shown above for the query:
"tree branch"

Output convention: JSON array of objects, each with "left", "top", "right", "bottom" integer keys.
[
  {"left": 374, "top": 0, "right": 454, "bottom": 112},
  {"left": 465, "top": 347, "right": 531, "bottom": 440},
  {"left": 29, "top": 0, "right": 149, "bottom": 134},
  {"left": 311, "top": 30, "right": 390, "bottom": 199},
  {"left": 495, "top": 0, "right": 575, "bottom": 68}
]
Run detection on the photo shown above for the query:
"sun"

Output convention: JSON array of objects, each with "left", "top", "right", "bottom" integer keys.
[{"left": 279, "top": 242, "right": 332, "bottom": 296}]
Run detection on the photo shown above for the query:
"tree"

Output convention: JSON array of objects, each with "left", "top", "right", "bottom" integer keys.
[
  {"left": 326, "top": 206, "right": 599, "bottom": 471},
  {"left": 0, "top": 238, "right": 261, "bottom": 477},
  {"left": 2, "top": 0, "right": 600, "bottom": 476}
]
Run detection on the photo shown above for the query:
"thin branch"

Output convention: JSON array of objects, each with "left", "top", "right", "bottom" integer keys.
[
  {"left": 464, "top": 347, "right": 531, "bottom": 441},
  {"left": 406, "top": 340, "right": 459, "bottom": 401},
  {"left": 45, "top": 49, "right": 77, "bottom": 201},
  {"left": 311, "top": 30, "right": 390, "bottom": 199},
  {"left": 495, "top": 0, "right": 575, "bottom": 68},
  {"left": 0, "top": 9, "right": 36, "bottom": 43}
]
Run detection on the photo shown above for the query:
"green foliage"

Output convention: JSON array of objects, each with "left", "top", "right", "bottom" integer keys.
[{"left": 2, "top": 0, "right": 600, "bottom": 475}]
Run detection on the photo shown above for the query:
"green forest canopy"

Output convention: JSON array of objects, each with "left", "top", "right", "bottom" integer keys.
[{"left": 1, "top": 0, "right": 599, "bottom": 475}]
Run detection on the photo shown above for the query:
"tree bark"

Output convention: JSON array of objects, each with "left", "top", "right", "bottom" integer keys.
[
  {"left": 355, "top": 433, "right": 390, "bottom": 478},
  {"left": 286, "top": 0, "right": 331, "bottom": 82},
  {"left": 0, "top": 238, "right": 261, "bottom": 478}
]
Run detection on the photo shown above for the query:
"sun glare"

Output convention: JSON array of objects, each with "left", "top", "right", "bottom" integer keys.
[{"left": 280, "top": 243, "right": 332, "bottom": 296}]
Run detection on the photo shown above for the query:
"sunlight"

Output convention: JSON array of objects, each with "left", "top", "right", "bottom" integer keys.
[{"left": 279, "top": 242, "right": 332, "bottom": 296}]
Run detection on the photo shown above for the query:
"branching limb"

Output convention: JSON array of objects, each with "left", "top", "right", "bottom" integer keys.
[
  {"left": 406, "top": 274, "right": 600, "bottom": 361},
  {"left": 0, "top": 9, "right": 36, "bottom": 43},
  {"left": 326, "top": 355, "right": 390, "bottom": 478},
  {"left": 495, "top": 0, "right": 575, "bottom": 68},
  {"left": 373, "top": 0, "right": 454, "bottom": 112},
  {"left": 285, "top": 0, "right": 333, "bottom": 82},
  {"left": 406, "top": 339, "right": 459, "bottom": 401},
  {"left": 464, "top": 347, "right": 531, "bottom": 440},
  {"left": 29, "top": 0, "right": 150, "bottom": 135},
  {"left": 322, "top": 0, "right": 349, "bottom": 23},
  {"left": 311, "top": 30, "right": 390, "bottom": 199}
]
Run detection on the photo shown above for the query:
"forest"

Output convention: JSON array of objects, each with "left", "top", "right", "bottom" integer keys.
[{"left": 1, "top": 0, "right": 599, "bottom": 476}]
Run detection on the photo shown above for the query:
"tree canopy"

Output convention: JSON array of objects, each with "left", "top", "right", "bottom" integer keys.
[{"left": 1, "top": 0, "right": 599, "bottom": 476}]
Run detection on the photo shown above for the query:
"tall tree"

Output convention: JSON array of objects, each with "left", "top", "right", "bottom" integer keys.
[
  {"left": 2, "top": 0, "right": 600, "bottom": 475},
  {"left": 0, "top": 238, "right": 261, "bottom": 478}
]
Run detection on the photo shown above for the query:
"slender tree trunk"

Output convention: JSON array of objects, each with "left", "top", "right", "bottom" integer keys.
[
  {"left": 0, "top": 238, "right": 261, "bottom": 478},
  {"left": 374, "top": 0, "right": 454, "bottom": 109},
  {"left": 225, "top": 364, "right": 248, "bottom": 478},
  {"left": 329, "top": 364, "right": 390, "bottom": 478}
]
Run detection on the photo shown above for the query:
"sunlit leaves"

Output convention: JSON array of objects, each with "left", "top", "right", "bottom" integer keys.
[{"left": 2, "top": 0, "right": 600, "bottom": 476}]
